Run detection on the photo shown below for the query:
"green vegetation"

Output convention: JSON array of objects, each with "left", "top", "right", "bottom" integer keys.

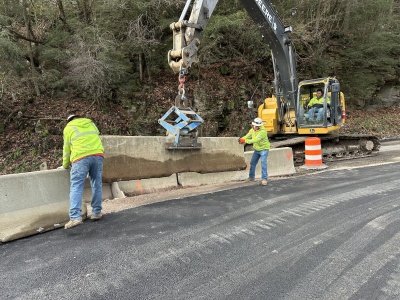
[
  {"left": 11, "top": 150, "right": 23, "bottom": 159},
  {"left": 0, "top": 0, "right": 399, "bottom": 175},
  {"left": 0, "top": 0, "right": 397, "bottom": 106}
]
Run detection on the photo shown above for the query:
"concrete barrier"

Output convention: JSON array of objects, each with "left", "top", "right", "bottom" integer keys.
[
  {"left": 101, "top": 136, "right": 247, "bottom": 182},
  {"left": 177, "top": 171, "right": 247, "bottom": 187},
  {"left": 0, "top": 170, "right": 86, "bottom": 242},
  {"left": 117, "top": 174, "right": 177, "bottom": 196},
  {"left": 1, "top": 137, "right": 295, "bottom": 243},
  {"left": 244, "top": 147, "right": 295, "bottom": 178},
  {"left": 177, "top": 148, "right": 295, "bottom": 187},
  {"left": 111, "top": 182, "right": 125, "bottom": 199},
  {"left": 83, "top": 182, "right": 113, "bottom": 202},
  {"left": 0, "top": 170, "right": 116, "bottom": 243}
]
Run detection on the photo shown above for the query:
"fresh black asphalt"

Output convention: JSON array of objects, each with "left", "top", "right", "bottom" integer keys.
[{"left": 2, "top": 162, "right": 400, "bottom": 300}]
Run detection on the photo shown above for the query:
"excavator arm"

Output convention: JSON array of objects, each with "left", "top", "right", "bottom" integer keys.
[{"left": 168, "top": 0, "right": 298, "bottom": 109}]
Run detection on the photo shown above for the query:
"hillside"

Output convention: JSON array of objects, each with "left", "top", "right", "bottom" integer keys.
[{"left": 1, "top": 64, "right": 399, "bottom": 176}]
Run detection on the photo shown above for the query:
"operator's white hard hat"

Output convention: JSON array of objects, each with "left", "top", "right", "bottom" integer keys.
[{"left": 252, "top": 117, "right": 263, "bottom": 127}]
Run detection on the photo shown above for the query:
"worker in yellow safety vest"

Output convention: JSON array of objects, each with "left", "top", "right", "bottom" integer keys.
[{"left": 61, "top": 114, "right": 104, "bottom": 229}]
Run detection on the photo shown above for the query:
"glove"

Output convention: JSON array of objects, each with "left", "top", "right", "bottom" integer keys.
[{"left": 238, "top": 138, "right": 245, "bottom": 144}]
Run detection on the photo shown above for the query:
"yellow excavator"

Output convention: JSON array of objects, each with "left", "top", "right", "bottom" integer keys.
[{"left": 162, "top": 0, "right": 380, "bottom": 163}]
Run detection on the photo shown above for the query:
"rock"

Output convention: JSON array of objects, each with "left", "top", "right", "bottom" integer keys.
[
  {"left": 378, "top": 86, "right": 400, "bottom": 107},
  {"left": 40, "top": 161, "right": 48, "bottom": 171}
]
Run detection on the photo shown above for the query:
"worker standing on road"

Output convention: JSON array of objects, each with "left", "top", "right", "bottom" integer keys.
[
  {"left": 239, "top": 117, "right": 270, "bottom": 186},
  {"left": 61, "top": 114, "right": 104, "bottom": 229}
]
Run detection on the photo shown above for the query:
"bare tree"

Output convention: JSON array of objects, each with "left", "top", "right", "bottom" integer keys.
[
  {"left": 68, "top": 50, "right": 108, "bottom": 102},
  {"left": 66, "top": 29, "right": 121, "bottom": 103},
  {"left": 128, "top": 13, "right": 160, "bottom": 81},
  {"left": 22, "top": 0, "right": 40, "bottom": 96}
]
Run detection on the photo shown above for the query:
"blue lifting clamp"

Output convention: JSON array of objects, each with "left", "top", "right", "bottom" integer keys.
[{"left": 158, "top": 105, "right": 203, "bottom": 149}]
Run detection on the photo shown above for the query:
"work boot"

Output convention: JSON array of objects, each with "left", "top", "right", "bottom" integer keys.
[
  {"left": 261, "top": 180, "right": 268, "bottom": 186},
  {"left": 91, "top": 212, "right": 103, "bottom": 220},
  {"left": 245, "top": 178, "right": 255, "bottom": 183},
  {"left": 64, "top": 219, "right": 83, "bottom": 229}
]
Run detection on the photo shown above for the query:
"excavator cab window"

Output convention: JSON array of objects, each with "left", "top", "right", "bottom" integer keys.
[
  {"left": 328, "top": 82, "right": 343, "bottom": 126},
  {"left": 297, "top": 83, "right": 330, "bottom": 127}
]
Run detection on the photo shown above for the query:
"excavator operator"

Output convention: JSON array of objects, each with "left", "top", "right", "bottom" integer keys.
[{"left": 307, "top": 89, "right": 330, "bottom": 122}]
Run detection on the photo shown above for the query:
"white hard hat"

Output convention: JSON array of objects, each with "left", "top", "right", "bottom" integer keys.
[
  {"left": 67, "top": 114, "right": 78, "bottom": 122},
  {"left": 252, "top": 117, "right": 263, "bottom": 127}
]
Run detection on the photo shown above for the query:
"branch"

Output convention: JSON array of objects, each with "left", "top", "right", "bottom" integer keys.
[
  {"left": 20, "top": 115, "right": 64, "bottom": 121},
  {"left": 7, "top": 28, "right": 43, "bottom": 44},
  {"left": 4, "top": 108, "right": 20, "bottom": 124}
]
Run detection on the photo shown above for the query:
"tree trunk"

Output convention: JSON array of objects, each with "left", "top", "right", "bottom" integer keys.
[
  {"left": 146, "top": 55, "right": 152, "bottom": 82},
  {"left": 77, "top": 0, "right": 91, "bottom": 25},
  {"left": 56, "top": 0, "right": 67, "bottom": 24},
  {"left": 343, "top": 0, "right": 354, "bottom": 32},
  {"left": 315, "top": 1, "right": 321, "bottom": 33},
  {"left": 139, "top": 53, "right": 143, "bottom": 81},
  {"left": 22, "top": 0, "right": 40, "bottom": 97}
]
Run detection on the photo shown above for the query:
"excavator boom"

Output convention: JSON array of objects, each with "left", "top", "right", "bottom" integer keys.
[{"left": 168, "top": 0, "right": 297, "bottom": 109}]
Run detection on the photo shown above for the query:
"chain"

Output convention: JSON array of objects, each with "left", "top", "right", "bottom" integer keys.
[{"left": 178, "top": 67, "right": 187, "bottom": 100}]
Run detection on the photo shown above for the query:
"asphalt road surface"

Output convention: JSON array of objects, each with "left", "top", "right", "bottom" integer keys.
[{"left": 1, "top": 140, "right": 400, "bottom": 300}]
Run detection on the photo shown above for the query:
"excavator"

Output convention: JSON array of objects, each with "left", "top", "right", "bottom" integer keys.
[{"left": 159, "top": 0, "right": 380, "bottom": 163}]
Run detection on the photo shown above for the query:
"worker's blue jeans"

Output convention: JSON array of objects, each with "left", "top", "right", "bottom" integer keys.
[
  {"left": 308, "top": 107, "right": 324, "bottom": 121},
  {"left": 249, "top": 149, "right": 269, "bottom": 180},
  {"left": 69, "top": 156, "right": 104, "bottom": 220}
]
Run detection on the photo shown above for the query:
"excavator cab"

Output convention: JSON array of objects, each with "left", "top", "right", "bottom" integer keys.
[{"left": 296, "top": 78, "right": 345, "bottom": 135}]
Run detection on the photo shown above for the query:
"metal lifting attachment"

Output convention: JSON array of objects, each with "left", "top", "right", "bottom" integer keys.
[
  {"left": 158, "top": 68, "right": 204, "bottom": 149},
  {"left": 158, "top": 106, "right": 203, "bottom": 149}
]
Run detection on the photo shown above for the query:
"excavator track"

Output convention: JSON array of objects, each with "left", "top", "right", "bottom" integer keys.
[{"left": 270, "top": 134, "right": 381, "bottom": 166}]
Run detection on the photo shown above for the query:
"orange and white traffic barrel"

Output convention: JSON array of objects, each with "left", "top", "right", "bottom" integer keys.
[{"left": 301, "top": 137, "right": 328, "bottom": 169}]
